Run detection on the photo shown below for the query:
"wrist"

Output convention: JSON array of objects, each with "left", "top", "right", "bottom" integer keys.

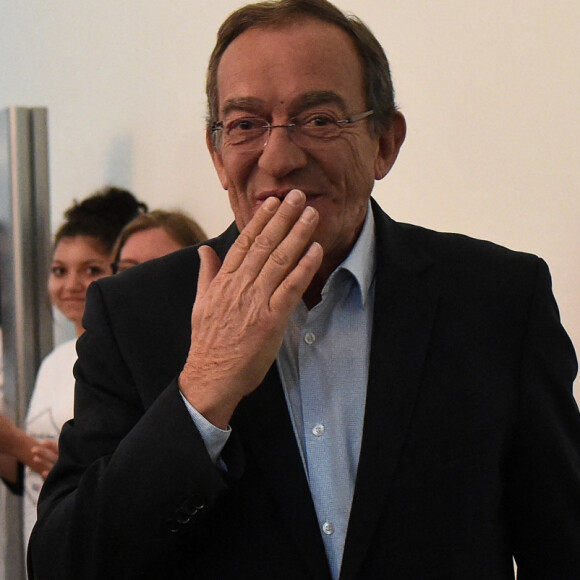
[{"left": 178, "top": 370, "right": 240, "bottom": 430}]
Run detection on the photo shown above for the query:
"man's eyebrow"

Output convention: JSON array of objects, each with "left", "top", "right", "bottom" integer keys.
[
  {"left": 290, "top": 91, "right": 347, "bottom": 113},
  {"left": 221, "top": 97, "right": 266, "bottom": 118},
  {"left": 220, "top": 91, "right": 348, "bottom": 118}
]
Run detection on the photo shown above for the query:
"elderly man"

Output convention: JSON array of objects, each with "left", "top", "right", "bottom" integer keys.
[{"left": 29, "top": 1, "right": 580, "bottom": 579}]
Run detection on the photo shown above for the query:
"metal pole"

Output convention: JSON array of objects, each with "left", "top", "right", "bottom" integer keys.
[{"left": 0, "top": 106, "right": 52, "bottom": 580}]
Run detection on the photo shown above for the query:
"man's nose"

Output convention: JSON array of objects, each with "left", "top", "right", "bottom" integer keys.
[{"left": 257, "top": 125, "right": 308, "bottom": 177}]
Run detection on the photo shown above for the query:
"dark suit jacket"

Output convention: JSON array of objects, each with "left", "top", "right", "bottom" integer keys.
[{"left": 29, "top": 200, "right": 580, "bottom": 579}]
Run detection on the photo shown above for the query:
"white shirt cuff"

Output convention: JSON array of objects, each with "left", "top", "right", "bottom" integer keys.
[{"left": 180, "top": 392, "right": 231, "bottom": 464}]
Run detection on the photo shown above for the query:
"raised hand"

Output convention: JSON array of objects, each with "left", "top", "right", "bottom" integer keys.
[{"left": 178, "top": 189, "right": 322, "bottom": 428}]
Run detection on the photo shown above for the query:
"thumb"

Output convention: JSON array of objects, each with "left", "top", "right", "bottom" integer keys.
[{"left": 197, "top": 245, "right": 222, "bottom": 297}]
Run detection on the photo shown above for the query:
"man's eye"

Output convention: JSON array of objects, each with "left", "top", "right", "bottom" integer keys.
[
  {"left": 228, "top": 118, "right": 266, "bottom": 132},
  {"left": 302, "top": 114, "right": 335, "bottom": 128}
]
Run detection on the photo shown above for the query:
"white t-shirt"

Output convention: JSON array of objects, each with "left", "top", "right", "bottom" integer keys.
[{"left": 23, "top": 339, "right": 76, "bottom": 548}]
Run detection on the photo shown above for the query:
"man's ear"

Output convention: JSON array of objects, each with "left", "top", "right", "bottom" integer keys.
[
  {"left": 206, "top": 130, "right": 229, "bottom": 190},
  {"left": 374, "top": 111, "right": 406, "bottom": 180}
]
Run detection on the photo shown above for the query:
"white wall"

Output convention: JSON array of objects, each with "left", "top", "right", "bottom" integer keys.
[{"left": 1, "top": 1, "right": 578, "bottom": 397}]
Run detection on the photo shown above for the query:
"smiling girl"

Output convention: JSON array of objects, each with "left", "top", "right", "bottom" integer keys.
[{"left": 0, "top": 186, "right": 146, "bottom": 548}]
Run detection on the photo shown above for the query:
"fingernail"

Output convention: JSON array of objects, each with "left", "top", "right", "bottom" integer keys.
[
  {"left": 300, "top": 206, "right": 317, "bottom": 223},
  {"left": 306, "top": 241, "right": 323, "bottom": 257},
  {"left": 262, "top": 197, "right": 278, "bottom": 211},
  {"left": 285, "top": 189, "right": 304, "bottom": 206}
]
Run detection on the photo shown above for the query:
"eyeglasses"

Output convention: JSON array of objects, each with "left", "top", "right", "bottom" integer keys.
[{"left": 211, "top": 110, "right": 374, "bottom": 150}]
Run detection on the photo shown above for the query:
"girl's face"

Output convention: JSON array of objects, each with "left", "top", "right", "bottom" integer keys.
[{"left": 48, "top": 236, "right": 112, "bottom": 334}]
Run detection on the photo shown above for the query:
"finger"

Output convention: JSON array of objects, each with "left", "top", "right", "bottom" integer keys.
[
  {"left": 43, "top": 450, "right": 59, "bottom": 463},
  {"left": 33, "top": 452, "right": 51, "bottom": 465},
  {"left": 223, "top": 190, "right": 308, "bottom": 276},
  {"left": 221, "top": 196, "right": 282, "bottom": 273},
  {"left": 32, "top": 458, "right": 50, "bottom": 474},
  {"left": 256, "top": 203, "right": 320, "bottom": 297},
  {"left": 271, "top": 241, "right": 323, "bottom": 315},
  {"left": 222, "top": 190, "right": 310, "bottom": 292},
  {"left": 41, "top": 439, "right": 58, "bottom": 451},
  {"left": 197, "top": 245, "right": 222, "bottom": 298},
  {"left": 45, "top": 440, "right": 59, "bottom": 453},
  {"left": 31, "top": 447, "right": 46, "bottom": 461},
  {"left": 34, "top": 445, "right": 59, "bottom": 463}
]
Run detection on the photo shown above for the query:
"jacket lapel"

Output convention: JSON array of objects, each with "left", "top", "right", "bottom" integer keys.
[{"left": 340, "top": 201, "right": 441, "bottom": 580}]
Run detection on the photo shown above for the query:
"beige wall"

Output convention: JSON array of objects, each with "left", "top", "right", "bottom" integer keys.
[{"left": 1, "top": 1, "right": 578, "bottom": 398}]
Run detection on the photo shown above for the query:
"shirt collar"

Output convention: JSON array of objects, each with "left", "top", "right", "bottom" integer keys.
[{"left": 323, "top": 200, "right": 376, "bottom": 308}]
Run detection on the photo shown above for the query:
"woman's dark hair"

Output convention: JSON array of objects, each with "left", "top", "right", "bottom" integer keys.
[{"left": 54, "top": 186, "right": 148, "bottom": 255}]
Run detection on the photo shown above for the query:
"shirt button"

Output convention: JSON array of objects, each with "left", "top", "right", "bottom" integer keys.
[
  {"left": 304, "top": 331, "right": 316, "bottom": 345},
  {"left": 322, "top": 521, "right": 335, "bottom": 535},
  {"left": 312, "top": 423, "right": 325, "bottom": 437}
]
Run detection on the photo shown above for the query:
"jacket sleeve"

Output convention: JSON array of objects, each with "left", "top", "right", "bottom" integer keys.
[
  {"left": 1, "top": 461, "right": 23, "bottom": 495},
  {"left": 508, "top": 258, "right": 580, "bottom": 577},
  {"left": 27, "top": 280, "right": 236, "bottom": 580}
]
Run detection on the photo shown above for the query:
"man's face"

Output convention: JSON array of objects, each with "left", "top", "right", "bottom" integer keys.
[{"left": 208, "top": 19, "right": 404, "bottom": 269}]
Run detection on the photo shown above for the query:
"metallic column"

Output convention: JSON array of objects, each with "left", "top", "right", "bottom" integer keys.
[{"left": 0, "top": 107, "right": 53, "bottom": 580}]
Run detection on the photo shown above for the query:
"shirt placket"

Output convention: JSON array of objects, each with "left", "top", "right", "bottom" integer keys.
[{"left": 299, "top": 310, "right": 351, "bottom": 580}]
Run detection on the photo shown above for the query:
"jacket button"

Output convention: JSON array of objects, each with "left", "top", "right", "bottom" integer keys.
[
  {"left": 175, "top": 510, "right": 193, "bottom": 525},
  {"left": 187, "top": 494, "right": 205, "bottom": 511}
]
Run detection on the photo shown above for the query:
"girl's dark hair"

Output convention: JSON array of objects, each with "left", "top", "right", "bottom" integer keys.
[{"left": 54, "top": 186, "right": 148, "bottom": 255}]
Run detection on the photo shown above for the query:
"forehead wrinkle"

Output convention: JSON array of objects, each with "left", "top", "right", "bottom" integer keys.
[{"left": 221, "top": 91, "right": 348, "bottom": 120}]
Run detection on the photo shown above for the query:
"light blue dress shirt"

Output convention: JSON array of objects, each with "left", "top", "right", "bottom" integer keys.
[
  {"left": 182, "top": 202, "right": 376, "bottom": 580},
  {"left": 276, "top": 204, "right": 375, "bottom": 579}
]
